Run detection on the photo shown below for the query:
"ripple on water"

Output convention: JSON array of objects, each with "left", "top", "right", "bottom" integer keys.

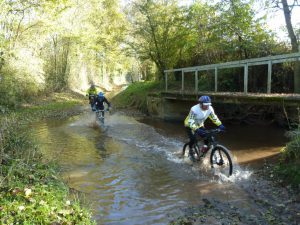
[{"left": 30, "top": 113, "right": 287, "bottom": 225}]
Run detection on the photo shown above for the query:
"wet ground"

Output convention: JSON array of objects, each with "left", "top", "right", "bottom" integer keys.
[{"left": 31, "top": 110, "right": 299, "bottom": 225}]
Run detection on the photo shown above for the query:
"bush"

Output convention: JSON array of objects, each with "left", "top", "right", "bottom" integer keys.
[
  {"left": 0, "top": 64, "right": 41, "bottom": 108},
  {"left": 283, "top": 130, "right": 300, "bottom": 160},
  {"left": 273, "top": 129, "right": 300, "bottom": 188}
]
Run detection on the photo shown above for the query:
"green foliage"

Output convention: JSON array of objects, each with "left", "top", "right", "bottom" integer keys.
[
  {"left": 11, "top": 92, "right": 85, "bottom": 121},
  {"left": 127, "top": 0, "right": 192, "bottom": 79},
  {"left": 0, "top": 63, "right": 41, "bottom": 108},
  {"left": 274, "top": 162, "right": 300, "bottom": 188},
  {"left": 43, "top": 36, "right": 71, "bottom": 92},
  {"left": 112, "top": 81, "right": 162, "bottom": 112},
  {"left": 187, "top": 0, "right": 278, "bottom": 65},
  {"left": 282, "top": 131, "right": 300, "bottom": 160},
  {"left": 0, "top": 118, "right": 34, "bottom": 162},
  {"left": 272, "top": 128, "right": 300, "bottom": 188},
  {"left": 0, "top": 0, "right": 297, "bottom": 102},
  {"left": 0, "top": 104, "right": 94, "bottom": 224}
]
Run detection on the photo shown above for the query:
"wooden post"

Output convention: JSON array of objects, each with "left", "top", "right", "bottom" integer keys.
[
  {"left": 214, "top": 67, "right": 218, "bottom": 92},
  {"left": 182, "top": 70, "right": 184, "bottom": 92},
  {"left": 267, "top": 60, "right": 272, "bottom": 93},
  {"left": 165, "top": 72, "right": 168, "bottom": 91},
  {"left": 244, "top": 63, "right": 248, "bottom": 93},
  {"left": 195, "top": 70, "right": 198, "bottom": 93}
]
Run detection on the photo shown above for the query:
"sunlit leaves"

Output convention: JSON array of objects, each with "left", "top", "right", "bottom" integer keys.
[{"left": 127, "top": 0, "right": 191, "bottom": 78}]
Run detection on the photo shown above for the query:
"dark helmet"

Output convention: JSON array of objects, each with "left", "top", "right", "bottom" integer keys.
[
  {"left": 98, "top": 92, "right": 104, "bottom": 97},
  {"left": 198, "top": 95, "right": 211, "bottom": 105},
  {"left": 91, "top": 84, "right": 95, "bottom": 89}
]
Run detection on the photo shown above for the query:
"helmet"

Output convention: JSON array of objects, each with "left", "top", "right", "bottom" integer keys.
[
  {"left": 198, "top": 95, "right": 211, "bottom": 106},
  {"left": 98, "top": 92, "right": 104, "bottom": 97},
  {"left": 91, "top": 84, "right": 95, "bottom": 89}
]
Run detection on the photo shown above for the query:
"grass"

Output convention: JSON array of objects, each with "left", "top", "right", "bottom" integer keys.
[
  {"left": 2, "top": 91, "right": 86, "bottom": 122},
  {"left": 0, "top": 92, "right": 95, "bottom": 224},
  {"left": 112, "top": 81, "right": 163, "bottom": 113},
  {"left": 273, "top": 162, "right": 300, "bottom": 188}
]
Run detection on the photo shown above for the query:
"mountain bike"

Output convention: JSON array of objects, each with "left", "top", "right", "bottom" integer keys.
[
  {"left": 95, "top": 109, "right": 108, "bottom": 126},
  {"left": 182, "top": 128, "right": 233, "bottom": 177}
]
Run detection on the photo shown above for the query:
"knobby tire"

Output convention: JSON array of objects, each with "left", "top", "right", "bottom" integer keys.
[
  {"left": 210, "top": 145, "right": 233, "bottom": 176},
  {"left": 182, "top": 142, "right": 201, "bottom": 160}
]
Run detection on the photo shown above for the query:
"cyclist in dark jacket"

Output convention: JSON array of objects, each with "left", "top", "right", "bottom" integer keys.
[{"left": 94, "top": 92, "right": 111, "bottom": 111}]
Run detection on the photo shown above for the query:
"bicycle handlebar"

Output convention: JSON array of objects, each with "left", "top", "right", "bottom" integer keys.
[
  {"left": 95, "top": 108, "right": 110, "bottom": 112},
  {"left": 205, "top": 128, "right": 224, "bottom": 135}
]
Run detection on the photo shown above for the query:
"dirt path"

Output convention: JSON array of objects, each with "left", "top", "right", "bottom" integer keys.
[{"left": 169, "top": 166, "right": 300, "bottom": 225}]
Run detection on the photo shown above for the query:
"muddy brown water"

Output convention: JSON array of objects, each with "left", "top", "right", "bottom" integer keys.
[{"left": 31, "top": 111, "right": 288, "bottom": 225}]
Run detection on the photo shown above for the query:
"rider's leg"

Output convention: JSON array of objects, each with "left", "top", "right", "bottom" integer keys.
[
  {"left": 92, "top": 104, "right": 96, "bottom": 111},
  {"left": 186, "top": 127, "right": 197, "bottom": 161},
  {"left": 197, "top": 127, "right": 208, "bottom": 153},
  {"left": 89, "top": 96, "right": 96, "bottom": 111}
]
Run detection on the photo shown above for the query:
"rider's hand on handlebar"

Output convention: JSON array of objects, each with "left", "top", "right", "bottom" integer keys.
[
  {"left": 218, "top": 124, "right": 225, "bottom": 132},
  {"left": 195, "top": 127, "right": 206, "bottom": 137}
]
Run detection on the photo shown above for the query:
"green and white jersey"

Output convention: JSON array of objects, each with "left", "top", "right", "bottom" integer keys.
[{"left": 184, "top": 104, "right": 221, "bottom": 131}]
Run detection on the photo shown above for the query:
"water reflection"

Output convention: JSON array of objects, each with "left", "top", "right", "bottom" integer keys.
[
  {"left": 31, "top": 112, "right": 287, "bottom": 224},
  {"left": 139, "top": 118, "right": 288, "bottom": 166}
]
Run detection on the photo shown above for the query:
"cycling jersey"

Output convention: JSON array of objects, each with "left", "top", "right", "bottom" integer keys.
[
  {"left": 184, "top": 104, "right": 221, "bottom": 131},
  {"left": 94, "top": 96, "right": 111, "bottom": 110},
  {"left": 86, "top": 87, "right": 98, "bottom": 96}
]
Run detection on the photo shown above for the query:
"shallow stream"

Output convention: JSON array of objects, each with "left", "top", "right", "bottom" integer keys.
[{"left": 31, "top": 111, "right": 288, "bottom": 225}]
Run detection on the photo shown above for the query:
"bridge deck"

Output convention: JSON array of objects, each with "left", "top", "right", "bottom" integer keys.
[{"left": 157, "top": 91, "right": 300, "bottom": 106}]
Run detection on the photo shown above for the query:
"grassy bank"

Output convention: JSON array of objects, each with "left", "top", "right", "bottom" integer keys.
[
  {"left": 0, "top": 92, "right": 95, "bottom": 224},
  {"left": 112, "top": 81, "right": 162, "bottom": 113}
]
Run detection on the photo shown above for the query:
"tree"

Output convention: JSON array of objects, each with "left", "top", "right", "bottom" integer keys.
[
  {"left": 269, "top": 0, "right": 300, "bottom": 92},
  {"left": 127, "top": 0, "right": 191, "bottom": 80}
]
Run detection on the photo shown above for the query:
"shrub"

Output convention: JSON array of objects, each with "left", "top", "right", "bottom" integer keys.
[{"left": 0, "top": 64, "right": 41, "bottom": 108}]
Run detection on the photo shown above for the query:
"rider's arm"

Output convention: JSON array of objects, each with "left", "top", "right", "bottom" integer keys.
[
  {"left": 208, "top": 107, "right": 222, "bottom": 126},
  {"left": 104, "top": 97, "right": 111, "bottom": 108},
  {"left": 184, "top": 110, "right": 199, "bottom": 131}
]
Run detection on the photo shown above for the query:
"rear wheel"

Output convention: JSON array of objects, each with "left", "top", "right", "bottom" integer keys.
[
  {"left": 182, "top": 143, "right": 189, "bottom": 158},
  {"left": 210, "top": 145, "right": 233, "bottom": 176},
  {"left": 182, "top": 143, "right": 201, "bottom": 161}
]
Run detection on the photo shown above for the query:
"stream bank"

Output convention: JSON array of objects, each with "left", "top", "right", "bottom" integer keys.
[{"left": 0, "top": 91, "right": 95, "bottom": 224}]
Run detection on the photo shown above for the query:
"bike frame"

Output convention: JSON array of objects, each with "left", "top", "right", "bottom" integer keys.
[
  {"left": 202, "top": 129, "right": 220, "bottom": 150},
  {"left": 95, "top": 109, "right": 105, "bottom": 125},
  {"left": 192, "top": 129, "right": 220, "bottom": 156},
  {"left": 182, "top": 128, "right": 233, "bottom": 176}
]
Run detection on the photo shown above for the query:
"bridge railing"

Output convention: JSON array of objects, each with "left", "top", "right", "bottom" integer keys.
[{"left": 164, "top": 52, "right": 300, "bottom": 94}]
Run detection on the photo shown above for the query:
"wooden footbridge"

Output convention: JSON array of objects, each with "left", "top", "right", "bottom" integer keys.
[
  {"left": 147, "top": 53, "right": 300, "bottom": 123},
  {"left": 164, "top": 52, "right": 300, "bottom": 95}
]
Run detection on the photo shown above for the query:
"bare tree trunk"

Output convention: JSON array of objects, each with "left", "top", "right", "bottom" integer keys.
[{"left": 281, "top": 0, "right": 300, "bottom": 93}]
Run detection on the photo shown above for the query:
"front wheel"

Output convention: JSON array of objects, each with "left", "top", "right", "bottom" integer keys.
[
  {"left": 96, "top": 111, "right": 105, "bottom": 126},
  {"left": 210, "top": 145, "right": 233, "bottom": 176}
]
